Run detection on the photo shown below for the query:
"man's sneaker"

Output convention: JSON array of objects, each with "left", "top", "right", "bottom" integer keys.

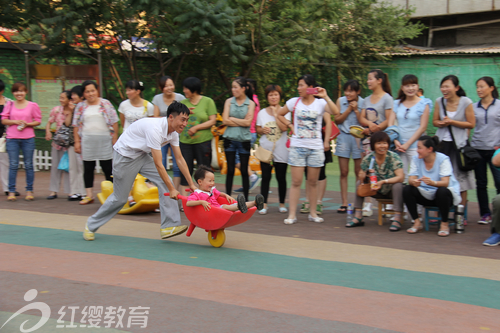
[
  {"left": 83, "top": 224, "right": 95, "bottom": 241},
  {"left": 249, "top": 177, "right": 261, "bottom": 193},
  {"left": 362, "top": 203, "right": 373, "bottom": 217},
  {"left": 483, "top": 233, "right": 500, "bottom": 246},
  {"left": 233, "top": 187, "right": 244, "bottom": 193},
  {"left": 160, "top": 225, "right": 188, "bottom": 239},
  {"left": 478, "top": 214, "right": 492, "bottom": 225},
  {"left": 237, "top": 194, "right": 248, "bottom": 213}
]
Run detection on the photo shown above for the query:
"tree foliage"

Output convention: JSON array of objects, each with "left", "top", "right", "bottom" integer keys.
[{"left": 0, "top": 0, "right": 423, "bottom": 100}]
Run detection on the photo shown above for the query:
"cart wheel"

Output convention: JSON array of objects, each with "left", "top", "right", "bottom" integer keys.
[{"left": 208, "top": 229, "right": 226, "bottom": 248}]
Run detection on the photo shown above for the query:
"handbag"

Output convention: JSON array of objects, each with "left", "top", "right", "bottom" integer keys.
[
  {"left": 57, "top": 151, "right": 69, "bottom": 172},
  {"left": 356, "top": 177, "right": 377, "bottom": 197},
  {"left": 255, "top": 142, "right": 275, "bottom": 164},
  {"left": 0, "top": 133, "right": 6, "bottom": 153},
  {"left": 53, "top": 124, "right": 74, "bottom": 147},
  {"left": 440, "top": 99, "right": 481, "bottom": 171}
]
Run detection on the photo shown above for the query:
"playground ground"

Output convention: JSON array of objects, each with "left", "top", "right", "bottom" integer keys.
[{"left": 1, "top": 169, "right": 499, "bottom": 333}]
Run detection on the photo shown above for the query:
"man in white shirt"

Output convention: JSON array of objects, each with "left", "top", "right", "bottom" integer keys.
[{"left": 84, "top": 101, "right": 197, "bottom": 241}]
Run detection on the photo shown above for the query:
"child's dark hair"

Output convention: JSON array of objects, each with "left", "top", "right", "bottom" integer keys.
[
  {"left": 194, "top": 165, "right": 214, "bottom": 184},
  {"left": 418, "top": 135, "right": 440, "bottom": 152}
]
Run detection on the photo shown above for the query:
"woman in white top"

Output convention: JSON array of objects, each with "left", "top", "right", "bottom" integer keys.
[
  {"left": 256, "top": 85, "right": 290, "bottom": 215},
  {"left": 118, "top": 80, "right": 154, "bottom": 130},
  {"left": 471, "top": 76, "right": 500, "bottom": 224},
  {"left": 73, "top": 81, "right": 119, "bottom": 205},
  {"left": 433, "top": 74, "right": 475, "bottom": 208},
  {"left": 390, "top": 74, "right": 431, "bottom": 180},
  {"left": 277, "top": 74, "right": 336, "bottom": 224}
]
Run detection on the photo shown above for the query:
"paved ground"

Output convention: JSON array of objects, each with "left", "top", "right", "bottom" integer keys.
[{"left": 1, "top": 171, "right": 499, "bottom": 333}]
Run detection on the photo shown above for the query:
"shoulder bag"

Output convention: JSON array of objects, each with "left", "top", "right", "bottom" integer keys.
[
  {"left": 440, "top": 98, "right": 480, "bottom": 171},
  {"left": 255, "top": 142, "right": 275, "bottom": 164}
]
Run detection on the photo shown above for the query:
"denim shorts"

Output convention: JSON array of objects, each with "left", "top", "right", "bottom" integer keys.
[
  {"left": 235, "top": 133, "right": 257, "bottom": 165},
  {"left": 288, "top": 147, "right": 325, "bottom": 168},
  {"left": 224, "top": 140, "right": 251, "bottom": 155},
  {"left": 334, "top": 132, "right": 363, "bottom": 159}
]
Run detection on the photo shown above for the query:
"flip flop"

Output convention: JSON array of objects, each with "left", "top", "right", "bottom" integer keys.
[{"left": 337, "top": 206, "right": 347, "bottom": 214}]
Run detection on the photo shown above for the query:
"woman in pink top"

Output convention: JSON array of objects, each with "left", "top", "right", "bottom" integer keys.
[{"left": 1, "top": 82, "right": 42, "bottom": 201}]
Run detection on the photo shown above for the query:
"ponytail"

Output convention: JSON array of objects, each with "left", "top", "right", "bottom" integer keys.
[
  {"left": 419, "top": 135, "right": 440, "bottom": 152},
  {"left": 233, "top": 76, "right": 254, "bottom": 100},
  {"left": 441, "top": 75, "right": 466, "bottom": 97},
  {"left": 477, "top": 76, "right": 499, "bottom": 99},
  {"left": 369, "top": 69, "right": 392, "bottom": 96}
]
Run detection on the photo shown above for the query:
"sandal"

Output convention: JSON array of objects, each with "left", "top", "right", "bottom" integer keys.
[
  {"left": 438, "top": 228, "right": 450, "bottom": 237},
  {"left": 346, "top": 217, "right": 365, "bottom": 228},
  {"left": 79, "top": 196, "right": 94, "bottom": 205},
  {"left": 316, "top": 204, "right": 323, "bottom": 215},
  {"left": 7, "top": 193, "right": 16, "bottom": 201},
  {"left": 25, "top": 194, "right": 34, "bottom": 201},
  {"left": 389, "top": 220, "right": 402, "bottom": 232},
  {"left": 300, "top": 202, "right": 310, "bottom": 214},
  {"left": 337, "top": 205, "right": 347, "bottom": 214},
  {"left": 407, "top": 225, "right": 423, "bottom": 234}
]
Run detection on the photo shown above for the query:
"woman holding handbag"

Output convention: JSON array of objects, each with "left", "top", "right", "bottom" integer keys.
[
  {"left": 433, "top": 75, "right": 475, "bottom": 209},
  {"left": 276, "top": 74, "right": 336, "bottom": 224},
  {"left": 255, "top": 85, "right": 290, "bottom": 214},
  {"left": 1, "top": 82, "right": 42, "bottom": 201},
  {"left": 348, "top": 131, "right": 405, "bottom": 231},
  {"left": 45, "top": 91, "right": 73, "bottom": 199}
]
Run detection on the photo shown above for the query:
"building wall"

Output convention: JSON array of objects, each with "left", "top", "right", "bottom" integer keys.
[
  {"left": 372, "top": 55, "right": 500, "bottom": 134},
  {"left": 388, "top": 0, "right": 500, "bottom": 18}
]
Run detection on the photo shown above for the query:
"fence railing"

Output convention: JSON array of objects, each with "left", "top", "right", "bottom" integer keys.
[{"left": 17, "top": 150, "right": 173, "bottom": 173}]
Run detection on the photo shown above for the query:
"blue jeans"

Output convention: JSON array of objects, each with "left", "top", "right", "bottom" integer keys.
[
  {"left": 474, "top": 149, "right": 500, "bottom": 216},
  {"left": 161, "top": 144, "right": 180, "bottom": 177},
  {"left": 6, "top": 137, "right": 35, "bottom": 192}
]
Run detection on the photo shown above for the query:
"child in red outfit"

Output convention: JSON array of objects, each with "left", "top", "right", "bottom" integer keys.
[{"left": 187, "top": 166, "right": 264, "bottom": 213}]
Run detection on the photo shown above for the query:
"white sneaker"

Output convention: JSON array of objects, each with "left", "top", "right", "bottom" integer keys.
[{"left": 362, "top": 203, "right": 373, "bottom": 217}]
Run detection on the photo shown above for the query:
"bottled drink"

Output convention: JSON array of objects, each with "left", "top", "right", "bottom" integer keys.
[
  {"left": 455, "top": 205, "right": 465, "bottom": 233},
  {"left": 346, "top": 203, "right": 353, "bottom": 224},
  {"left": 368, "top": 157, "right": 377, "bottom": 189},
  {"left": 17, "top": 123, "right": 26, "bottom": 131}
]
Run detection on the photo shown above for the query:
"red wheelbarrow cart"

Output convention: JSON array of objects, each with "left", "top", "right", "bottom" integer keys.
[{"left": 165, "top": 193, "right": 257, "bottom": 247}]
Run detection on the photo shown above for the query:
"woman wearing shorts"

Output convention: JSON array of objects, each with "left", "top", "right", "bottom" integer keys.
[
  {"left": 334, "top": 79, "right": 364, "bottom": 213},
  {"left": 277, "top": 74, "right": 337, "bottom": 224}
]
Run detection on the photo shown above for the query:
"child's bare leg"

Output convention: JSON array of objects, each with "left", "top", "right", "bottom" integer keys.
[{"left": 221, "top": 204, "right": 239, "bottom": 212}]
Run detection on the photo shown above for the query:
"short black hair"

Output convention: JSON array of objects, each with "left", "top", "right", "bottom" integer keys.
[
  {"left": 343, "top": 79, "right": 360, "bottom": 92},
  {"left": 82, "top": 80, "right": 98, "bottom": 91},
  {"left": 194, "top": 165, "right": 213, "bottom": 184},
  {"left": 370, "top": 131, "right": 391, "bottom": 151},
  {"left": 182, "top": 77, "right": 202, "bottom": 94},
  {"left": 70, "top": 85, "right": 84, "bottom": 98},
  {"left": 167, "top": 101, "right": 190, "bottom": 118},
  {"left": 62, "top": 90, "right": 72, "bottom": 100},
  {"left": 0, "top": 79, "right": 5, "bottom": 92}
]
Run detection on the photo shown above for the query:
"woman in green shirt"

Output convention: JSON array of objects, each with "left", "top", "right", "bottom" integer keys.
[
  {"left": 179, "top": 77, "right": 217, "bottom": 190},
  {"left": 222, "top": 77, "right": 256, "bottom": 200}
]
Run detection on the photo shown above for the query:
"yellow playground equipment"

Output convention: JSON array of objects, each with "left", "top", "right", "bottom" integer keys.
[{"left": 97, "top": 174, "right": 159, "bottom": 214}]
